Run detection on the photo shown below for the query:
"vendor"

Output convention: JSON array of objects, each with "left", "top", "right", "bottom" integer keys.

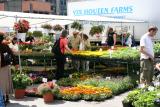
[
  {"left": 69, "top": 31, "right": 81, "bottom": 50},
  {"left": 106, "top": 27, "right": 116, "bottom": 48}
]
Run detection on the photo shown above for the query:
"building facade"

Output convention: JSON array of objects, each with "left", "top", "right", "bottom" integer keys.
[{"left": 0, "top": 0, "right": 67, "bottom": 15}]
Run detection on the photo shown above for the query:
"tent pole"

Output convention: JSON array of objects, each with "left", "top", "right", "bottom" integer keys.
[{"left": 16, "top": 15, "right": 22, "bottom": 73}]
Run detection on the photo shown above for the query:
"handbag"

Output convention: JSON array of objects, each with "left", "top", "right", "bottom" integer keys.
[{"left": 3, "top": 52, "right": 12, "bottom": 65}]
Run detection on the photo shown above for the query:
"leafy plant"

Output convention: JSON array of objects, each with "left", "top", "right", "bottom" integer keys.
[
  {"left": 56, "top": 78, "right": 80, "bottom": 87},
  {"left": 41, "top": 24, "right": 52, "bottom": 30},
  {"left": 12, "top": 73, "right": 32, "bottom": 89},
  {"left": 89, "top": 25, "right": 104, "bottom": 36},
  {"left": 53, "top": 24, "right": 63, "bottom": 31},
  {"left": 32, "top": 31, "right": 43, "bottom": 38},
  {"left": 71, "top": 21, "right": 83, "bottom": 31}
]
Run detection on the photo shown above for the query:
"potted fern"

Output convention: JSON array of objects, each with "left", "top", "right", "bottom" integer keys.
[{"left": 89, "top": 25, "right": 104, "bottom": 38}]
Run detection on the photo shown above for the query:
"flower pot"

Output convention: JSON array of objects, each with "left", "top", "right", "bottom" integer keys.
[
  {"left": 17, "top": 33, "right": 26, "bottom": 42},
  {"left": 43, "top": 93, "right": 53, "bottom": 103},
  {"left": 15, "top": 89, "right": 25, "bottom": 99},
  {"left": 122, "top": 101, "right": 133, "bottom": 107}
]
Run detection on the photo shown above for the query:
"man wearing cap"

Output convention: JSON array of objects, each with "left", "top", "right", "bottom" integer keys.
[
  {"left": 140, "top": 26, "right": 158, "bottom": 86},
  {"left": 69, "top": 31, "right": 81, "bottom": 50}
]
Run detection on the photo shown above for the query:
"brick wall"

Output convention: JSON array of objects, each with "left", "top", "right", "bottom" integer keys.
[
  {"left": 0, "top": 3, "right": 4, "bottom": 11},
  {"left": 22, "top": 1, "right": 51, "bottom": 13}
]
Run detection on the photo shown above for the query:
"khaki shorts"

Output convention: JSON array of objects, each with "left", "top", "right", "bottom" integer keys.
[{"left": 140, "top": 59, "right": 153, "bottom": 84}]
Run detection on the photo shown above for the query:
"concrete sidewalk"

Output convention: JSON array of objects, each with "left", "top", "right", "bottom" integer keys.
[{"left": 6, "top": 92, "right": 128, "bottom": 107}]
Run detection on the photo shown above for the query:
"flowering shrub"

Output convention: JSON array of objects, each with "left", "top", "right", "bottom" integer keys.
[
  {"left": 14, "top": 19, "right": 30, "bottom": 33},
  {"left": 59, "top": 85, "right": 112, "bottom": 101}
]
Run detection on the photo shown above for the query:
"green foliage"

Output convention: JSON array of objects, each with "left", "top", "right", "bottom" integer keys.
[
  {"left": 32, "top": 31, "right": 43, "bottom": 38},
  {"left": 56, "top": 78, "right": 80, "bottom": 87},
  {"left": 101, "top": 47, "right": 140, "bottom": 60},
  {"left": 154, "top": 43, "right": 160, "bottom": 55},
  {"left": 82, "top": 93, "right": 112, "bottom": 101},
  {"left": 12, "top": 73, "right": 32, "bottom": 89},
  {"left": 71, "top": 21, "right": 83, "bottom": 31},
  {"left": 89, "top": 25, "right": 104, "bottom": 36},
  {"left": 60, "top": 94, "right": 82, "bottom": 101},
  {"left": 52, "top": 86, "right": 60, "bottom": 98},
  {"left": 78, "top": 76, "right": 137, "bottom": 95},
  {"left": 133, "top": 91, "right": 157, "bottom": 107},
  {"left": 124, "top": 88, "right": 160, "bottom": 107}
]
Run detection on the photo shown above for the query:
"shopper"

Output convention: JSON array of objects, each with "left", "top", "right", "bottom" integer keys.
[
  {"left": 140, "top": 26, "right": 158, "bottom": 86},
  {"left": 55, "top": 30, "right": 72, "bottom": 80},
  {"left": 0, "top": 32, "right": 16, "bottom": 104},
  {"left": 106, "top": 27, "right": 116, "bottom": 48}
]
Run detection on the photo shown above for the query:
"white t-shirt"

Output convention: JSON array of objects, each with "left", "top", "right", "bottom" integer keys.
[{"left": 140, "top": 33, "right": 154, "bottom": 59}]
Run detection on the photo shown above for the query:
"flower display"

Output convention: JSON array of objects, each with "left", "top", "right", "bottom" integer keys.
[
  {"left": 59, "top": 85, "right": 112, "bottom": 101},
  {"left": 60, "top": 85, "right": 112, "bottom": 95},
  {"left": 14, "top": 19, "right": 30, "bottom": 33}
]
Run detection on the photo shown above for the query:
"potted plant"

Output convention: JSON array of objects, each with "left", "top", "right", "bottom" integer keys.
[
  {"left": 122, "top": 98, "right": 133, "bottom": 107},
  {"left": 71, "top": 21, "right": 83, "bottom": 31},
  {"left": 14, "top": 19, "right": 30, "bottom": 42},
  {"left": 89, "top": 25, "right": 104, "bottom": 37},
  {"left": 41, "top": 24, "right": 52, "bottom": 30},
  {"left": 53, "top": 24, "right": 63, "bottom": 31},
  {"left": 37, "top": 83, "right": 54, "bottom": 103},
  {"left": 12, "top": 73, "right": 32, "bottom": 99}
]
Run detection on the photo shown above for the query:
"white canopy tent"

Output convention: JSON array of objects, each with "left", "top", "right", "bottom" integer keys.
[
  {"left": 0, "top": 11, "right": 146, "bottom": 72},
  {"left": 0, "top": 11, "right": 145, "bottom": 29}
]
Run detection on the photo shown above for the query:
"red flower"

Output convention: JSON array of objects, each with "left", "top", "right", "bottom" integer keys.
[{"left": 14, "top": 19, "right": 30, "bottom": 33}]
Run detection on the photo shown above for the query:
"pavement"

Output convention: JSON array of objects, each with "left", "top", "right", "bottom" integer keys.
[{"left": 6, "top": 92, "right": 128, "bottom": 107}]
